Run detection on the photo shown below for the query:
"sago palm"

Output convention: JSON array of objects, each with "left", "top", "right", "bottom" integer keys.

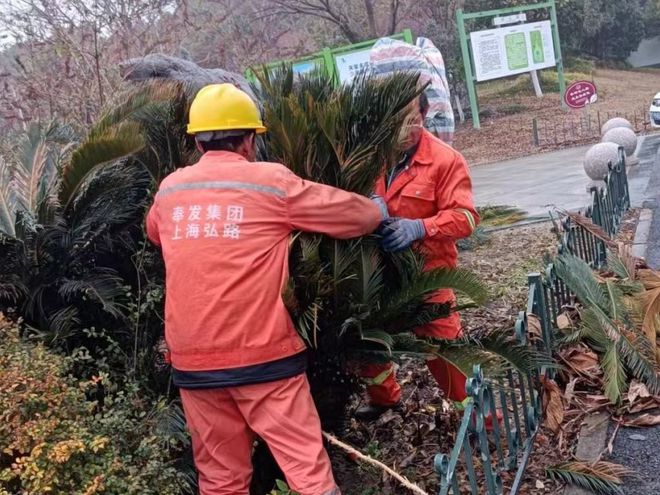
[{"left": 255, "top": 68, "right": 546, "bottom": 428}]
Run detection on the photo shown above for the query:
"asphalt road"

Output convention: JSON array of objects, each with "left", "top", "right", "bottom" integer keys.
[
  {"left": 608, "top": 134, "right": 660, "bottom": 494},
  {"left": 609, "top": 423, "right": 660, "bottom": 495},
  {"left": 644, "top": 142, "right": 660, "bottom": 269}
]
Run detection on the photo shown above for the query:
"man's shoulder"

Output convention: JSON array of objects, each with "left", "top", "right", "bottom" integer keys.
[{"left": 424, "top": 131, "right": 462, "bottom": 160}]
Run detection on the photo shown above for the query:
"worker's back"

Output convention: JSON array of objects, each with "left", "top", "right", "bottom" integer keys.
[{"left": 146, "top": 150, "right": 382, "bottom": 375}]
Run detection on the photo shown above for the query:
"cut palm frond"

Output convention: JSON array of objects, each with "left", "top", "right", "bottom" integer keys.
[{"left": 546, "top": 461, "right": 631, "bottom": 495}]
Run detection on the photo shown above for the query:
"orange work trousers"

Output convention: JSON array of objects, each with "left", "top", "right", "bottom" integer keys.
[
  {"left": 180, "top": 374, "right": 340, "bottom": 495},
  {"left": 360, "top": 310, "right": 468, "bottom": 405}
]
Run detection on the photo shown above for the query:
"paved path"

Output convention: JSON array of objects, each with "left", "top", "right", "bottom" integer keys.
[
  {"left": 607, "top": 135, "right": 660, "bottom": 495},
  {"left": 471, "top": 133, "right": 660, "bottom": 220}
]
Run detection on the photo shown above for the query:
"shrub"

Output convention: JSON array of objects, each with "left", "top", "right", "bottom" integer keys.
[{"left": 0, "top": 315, "right": 194, "bottom": 495}]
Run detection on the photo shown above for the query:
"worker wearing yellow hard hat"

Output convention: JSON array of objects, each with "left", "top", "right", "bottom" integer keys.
[
  {"left": 186, "top": 83, "right": 267, "bottom": 135},
  {"left": 146, "top": 83, "right": 388, "bottom": 494}
]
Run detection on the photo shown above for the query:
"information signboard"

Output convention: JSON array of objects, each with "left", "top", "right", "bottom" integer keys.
[
  {"left": 564, "top": 81, "right": 598, "bottom": 109},
  {"left": 292, "top": 59, "right": 322, "bottom": 76},
  {"left": 470, "top": 20, "right": 556, "bottom": 82},
  {"left": 334, "top": 48, "right": 373, "bottom": 84}
]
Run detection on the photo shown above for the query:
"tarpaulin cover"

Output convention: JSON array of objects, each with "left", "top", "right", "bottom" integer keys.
[{"left": 370, "top": 37, "right": 455, "bottom": 144}]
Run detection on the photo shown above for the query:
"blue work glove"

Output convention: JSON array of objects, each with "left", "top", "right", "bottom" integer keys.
[
  {"left": 370, "top": 194, "right": 389, "bottom": 221},
  {"left": 379, "top": 218, "right": 426, "bottom": 252}
]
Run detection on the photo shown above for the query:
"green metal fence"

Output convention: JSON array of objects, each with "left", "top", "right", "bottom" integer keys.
[
  {"left": 434, "top": 146, "right": 629, "bottom": 494},
  {"left": 563, "top": 146, "right": 630, "bottom": 267},
  {"left": 435, "top": 273, "right": 554, "bottom": 495}
]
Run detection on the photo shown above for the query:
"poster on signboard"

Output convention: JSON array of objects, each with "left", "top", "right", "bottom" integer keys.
[
  {"left": 470, "top": 21, "right": 556, "bottom": 82},
  {"left": 334, "top": 48, "right": 373, "bottom": 84},
  {"left": 292, "top": 59, "right": 322, "bottom": 76}
]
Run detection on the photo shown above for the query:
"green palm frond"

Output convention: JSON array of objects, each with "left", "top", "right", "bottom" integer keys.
[
  {"left": 616, "top": 326, "right": 660, "bottom": 395},
  {"left": 608, "top": 251, "right": 633, "bottom": 280},
  {"left": 378, "top": 264, "right": 488, "bottom": 325},
  {"left": 258, "top": 67, "right": 421, "bottom": 195},
  {"left": 601, "top": 342, "right": 627, "bottom": 403},
  {"left": 546, "top": 461, "right": 631, "bottom": 495},
  {"left": 435, "top": 329, "right": 555, "bottom": 376},
  {"left": 477, "top": 205, "right": 526, "bottom": 227},
  {"left": 58, "top": 271, "right": 126, "bottom": 320},
  {"left": 555, "top": 253, "right": 613, "bottom": 314},
  {"left": 59, "top": 122, "right": 145, "bottom": 210}
]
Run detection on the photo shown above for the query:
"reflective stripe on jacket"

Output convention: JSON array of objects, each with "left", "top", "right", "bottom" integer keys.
[{"left": 146, "top": 151, "right": 382, "bottom": 372}]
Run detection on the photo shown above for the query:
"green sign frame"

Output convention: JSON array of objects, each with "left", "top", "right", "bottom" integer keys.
[
  {"left": 248, "top": 29, "right": 414, "bottom": 86},
  {"left": 456, "top": 0, "right": 566, "bottom": 129}
]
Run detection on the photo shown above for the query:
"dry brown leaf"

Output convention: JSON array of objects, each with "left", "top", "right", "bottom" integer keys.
[
  {"left": 527, "top": 313, "right": 542, "bottom": 338},
  {"left": 641, "top": 284, "right": 660, "bottom": 341},
  {"left": 622, "top": 413, "right": 660, "bottom": 427},
  {"left": 542, "top": 377, "right": 564, "bottom": 433},
  {"left": 564, "top": 347, "right": 600, "bottom": 373},
  {"left": 627, "top": 396, "right": 659, "bottom": 414},
  {"left": 564, "top": 377, "right": 578, "bottom": 405},
  {"left": 627, "top": 380, "right": 651, "bottom": 405},
  {"left": 557, "top": 313, "right": 572, "bottom": 330}
]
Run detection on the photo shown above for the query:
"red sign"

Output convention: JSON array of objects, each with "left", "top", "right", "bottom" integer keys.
[{"left": 564, "top": 81, "right": 598, "bottom": 109}]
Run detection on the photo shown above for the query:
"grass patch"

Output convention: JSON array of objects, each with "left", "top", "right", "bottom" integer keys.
[{"left": 479, "top": 70, "right": 592, "bottom": 98}]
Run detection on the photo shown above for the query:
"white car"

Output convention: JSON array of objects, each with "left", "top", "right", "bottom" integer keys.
[{"left": 650, "top": 92, "right": 660, "bottom": 128}]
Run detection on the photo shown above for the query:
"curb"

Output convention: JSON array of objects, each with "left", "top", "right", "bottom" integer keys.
[
  {"left": 563, "top": 412, "right": 611, "bottom": 495},
  {"left": 633, "top": 208, "right": 654, "bottom": 261}
]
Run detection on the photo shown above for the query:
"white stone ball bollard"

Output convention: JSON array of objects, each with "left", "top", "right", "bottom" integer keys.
[
  {"left": 601, "top": 117, "right": 633, "bottom": 136},
  {"left": 602, "top": 126, "right": 638, "bottom": 156},
  {"left": 584, "top": 142, "right": 621, "bottom": 180}
]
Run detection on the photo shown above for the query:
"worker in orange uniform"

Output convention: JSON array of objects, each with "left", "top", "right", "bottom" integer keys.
[
  {"left": 357, "top": 93, "right": 479, "bottom": 418},
  {"left": 146, "top": 84, "right": 388, "bottom": 495}
]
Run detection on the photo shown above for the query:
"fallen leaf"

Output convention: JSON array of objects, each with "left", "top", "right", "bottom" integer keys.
[
  {"left": 528, "top": 313, "right": 542, "bottom": 338},
  {"left": 542, "top": 377, "right": 564, "bottom": 433},
  {"left": 535, "top": 480, "right": 545, "bottom": 489},
  {"left": 565, "top": 347, "right": 600, "bottom": 373},
  {"left": 627, "top": 380, "right": 651, "bottom": 405},
  {"left": 557, "top": 313, "right": 572, "bottom": 330},
  {"left": 628, "top": 396, "right": 660, "bottom": 414},
  {"left": 564, "top": 377, "right": 578, "bottom": 405},
  {"left": 623, "top": 413, "right": 660, "bottom": 427}
]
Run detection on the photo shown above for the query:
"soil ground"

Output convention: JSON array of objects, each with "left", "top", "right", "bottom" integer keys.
[{"left": 454, "top": 68, "right": 660, "bottom": 166}]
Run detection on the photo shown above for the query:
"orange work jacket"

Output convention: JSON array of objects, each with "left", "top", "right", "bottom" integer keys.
[
  {"left": 374, "top": 130, "right": 478, "bottom": 337},
  {"left": 146, "top": 151, "right": 382, "bottom": 372}
]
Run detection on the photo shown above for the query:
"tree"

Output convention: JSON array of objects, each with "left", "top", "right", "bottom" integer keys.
[
  {"left": 268, "top": 0, "right": 405, "bottom": 42},
  {"left": 556, "top": 0, "right": 647, "bottom": 60},
  {"left": 0, "top": 0, "right": 187, "bottom": 131}
]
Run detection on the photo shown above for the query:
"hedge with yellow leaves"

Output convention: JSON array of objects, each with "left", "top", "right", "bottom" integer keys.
[{"left": 0, "top": 315, "right": 194, "bottom": 494}]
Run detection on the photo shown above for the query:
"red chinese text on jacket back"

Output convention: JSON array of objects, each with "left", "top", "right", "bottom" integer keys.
[{"left": 146, "top": 151, "right": 381, "bottom": 371}]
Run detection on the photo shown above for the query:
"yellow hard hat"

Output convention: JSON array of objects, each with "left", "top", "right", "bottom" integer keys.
[{"left": 187, "top": 83, "right": 266, "bottom": 135}]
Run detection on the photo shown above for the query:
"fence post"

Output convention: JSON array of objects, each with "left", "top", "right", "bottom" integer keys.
[{"left": 532, "top": 118, "right": 539, "bottom": 146}]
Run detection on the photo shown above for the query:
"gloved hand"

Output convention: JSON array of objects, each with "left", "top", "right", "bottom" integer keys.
[
  {"left": 370, "top": 194, "right": 389, "bottom": 221},
  {"left": 379, "top": 218, "right": 425, "bottom": 252}
]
